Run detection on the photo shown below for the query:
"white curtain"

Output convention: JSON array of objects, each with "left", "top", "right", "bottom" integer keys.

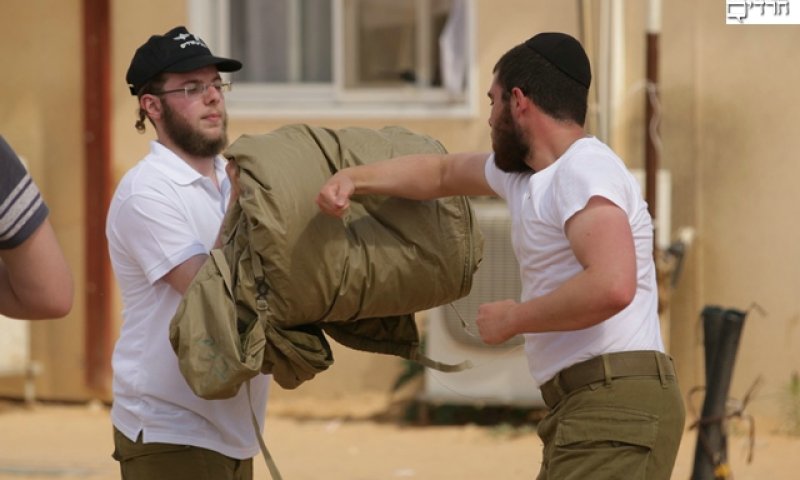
[
  {"left": 438, "top": 0, "right": 468, "bottom": 95},
  {"left": 230, "top": 0, "right": 331, "bottom": 83}
]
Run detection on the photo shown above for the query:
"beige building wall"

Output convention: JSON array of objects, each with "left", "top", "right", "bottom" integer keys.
[
  {"left": 3, "top": 0, "right": 799, "bottom": 430},
  {"left": 0, "top": 0, "right": 86, "bottom": 400},
  {"left": 666, "top": 1, "right": 800, "bottom": 429}
]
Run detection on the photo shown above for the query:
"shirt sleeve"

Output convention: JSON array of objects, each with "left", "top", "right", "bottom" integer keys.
[
  {"left": 483, "top": 153, "right": 510, "bottom": 199},
  {"left": 111, "top": 191, "right": 207, "bottom": 284},
  {"left": 553, "top": 153, "right": 636, "bottom": 228},
  {"left": 0, "top": 136, "right": 49, "bottom": 249}
]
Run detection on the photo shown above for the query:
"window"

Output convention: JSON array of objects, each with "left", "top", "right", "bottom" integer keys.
[
  {"left": 228, "top": 0, "right": 333, "bottom": 84},
  {"left": 189, "top": 0, "right": 475, "bottom": 117}
]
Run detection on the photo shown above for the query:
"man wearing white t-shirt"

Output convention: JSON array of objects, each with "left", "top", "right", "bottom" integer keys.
[
  {"left": 316, "top": 32, "right": 684, "bottom": 480},
  {"left": 106, "top": 26, "right": 269, "bottom": 480}
]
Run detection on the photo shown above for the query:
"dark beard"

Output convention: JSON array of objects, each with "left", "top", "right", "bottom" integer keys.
[
  {"left": 492, "top": 105, "right": 532, "bottom": 173},
  {"left": 161, "top": 101, "right": 228, "bottom": 158}
]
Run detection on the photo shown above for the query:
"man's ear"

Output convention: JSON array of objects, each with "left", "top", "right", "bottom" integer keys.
[
  {"left": 509, "top": 87, "right": 529, "bottom": 114},
  {"left": 140, "top": 95, "right": 163, "bottom": 121}
]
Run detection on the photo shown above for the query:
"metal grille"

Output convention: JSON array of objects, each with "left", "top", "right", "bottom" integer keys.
[{"left": 442, "top": 199, "right": 523, "bottom": 349}]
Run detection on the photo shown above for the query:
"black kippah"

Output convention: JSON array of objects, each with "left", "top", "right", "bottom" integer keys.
[{"left": 524, "top": 32, "right": 591, "bottom": 89}]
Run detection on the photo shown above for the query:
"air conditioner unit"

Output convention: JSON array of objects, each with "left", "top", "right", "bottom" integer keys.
[
  {"left": 422, "top": 170, "right": 670, "bottom": 407},
  {"left": 422, "top": 199, "right": 543, "bottom": 407}
]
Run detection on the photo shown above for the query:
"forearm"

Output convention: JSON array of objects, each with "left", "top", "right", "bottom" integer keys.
[
  {"left": 343, "top": 153, "right": 449, "bottom": 200},
  {"left": 347, "top": 151, "right": 493, "bottom": 199},
  {"left": 507, "top": 269, "right": 632, "bottom": 336},
  {"left": 0, "top": 222, "right": 73, "bottom": 319}
]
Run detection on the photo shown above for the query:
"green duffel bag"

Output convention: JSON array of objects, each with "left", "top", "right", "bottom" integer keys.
[{"left": 170, "top": 124, "right": 482, "bottom": 399}]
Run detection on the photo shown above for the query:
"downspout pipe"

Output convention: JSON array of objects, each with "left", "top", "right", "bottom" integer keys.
[
  {"left": 646, "top": 0, "right": 661, "bottom": 246},
  {"left": 83, "top": 0, "right": 113, "bottom": 396}
]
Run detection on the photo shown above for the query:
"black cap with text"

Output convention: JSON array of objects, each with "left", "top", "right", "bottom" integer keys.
[{"left": 126, "top": 26, "right": 242, "bottom": 95}]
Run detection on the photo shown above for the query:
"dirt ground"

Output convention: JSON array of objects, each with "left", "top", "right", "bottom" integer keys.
[{"left": 0, "top": 396, "right": 799, "bottom": 480}]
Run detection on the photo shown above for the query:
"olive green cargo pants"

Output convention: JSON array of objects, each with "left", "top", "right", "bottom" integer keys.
[
  {"left": 112, "top": 428, "right": 253, "bottom": 480},
  {"left": 536, "top": 355, "right": 685, "bottom": 479}
]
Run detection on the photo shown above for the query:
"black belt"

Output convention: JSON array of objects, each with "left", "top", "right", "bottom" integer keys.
[{"left": 539, "top": 350, "right": 676, "bottom": 409}]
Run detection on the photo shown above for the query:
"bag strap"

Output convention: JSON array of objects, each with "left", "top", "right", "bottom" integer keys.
[
  {"left": 211, "top": 249, "right": 283, "bottom": 479},
  {"left": 247, "top": 380, "right": 283, "bottom": 480},
  {"left": 210, "top": 249, "right": 233, "bottom": 296},
  {"left": 409, "top": 349, "right": 473, "bottom": 372}
]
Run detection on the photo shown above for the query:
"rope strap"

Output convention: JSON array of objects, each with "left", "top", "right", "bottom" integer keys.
[{"left": 247, "top": 381, "right": 283, "bottom": 480}]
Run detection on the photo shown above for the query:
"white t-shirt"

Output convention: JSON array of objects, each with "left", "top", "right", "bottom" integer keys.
[
  {"left": 106, "top": 141, "right": 269, "bottom": 459},
  {"left": 484, "top": 136, "right": 664, "bottom": 386}
]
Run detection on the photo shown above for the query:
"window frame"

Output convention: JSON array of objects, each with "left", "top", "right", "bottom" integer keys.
[{"left": 188, "top": 0, "right": 478, "bottom": 119}]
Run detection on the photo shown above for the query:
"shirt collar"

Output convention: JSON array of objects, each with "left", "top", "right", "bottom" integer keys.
[{"left": 146, "top": 141, "right": 227, "bottom": 187}]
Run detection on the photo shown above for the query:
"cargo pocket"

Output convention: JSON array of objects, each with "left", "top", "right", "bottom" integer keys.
[{"left": 549, "top": 407, "right": 658, "bottom": 480}]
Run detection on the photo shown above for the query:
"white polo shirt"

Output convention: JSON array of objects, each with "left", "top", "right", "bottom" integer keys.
[
  {"left": 484, "top": 137, "right": 664, "bottom": 386},
  {"left": 106, "top": 141, "right": 269, "bottom": 459}
]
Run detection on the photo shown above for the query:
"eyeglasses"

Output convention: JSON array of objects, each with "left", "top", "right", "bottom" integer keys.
[{"left": 154, "top": 80, "right": 232, "bottom": 98}]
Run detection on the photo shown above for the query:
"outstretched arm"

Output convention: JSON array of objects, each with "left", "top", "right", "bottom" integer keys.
[
  {"left": 316, "top": 152, "right": 494, "bottom": 217},
  {"left": 0, "top": 220, "right": 73, "bottom": 319}
]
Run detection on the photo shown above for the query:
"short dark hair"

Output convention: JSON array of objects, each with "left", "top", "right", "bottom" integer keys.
[{"left": 493, "top": 43, "right": 589, "bottom": 126}]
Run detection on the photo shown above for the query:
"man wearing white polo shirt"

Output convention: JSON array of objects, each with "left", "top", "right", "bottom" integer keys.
[{"left": 106, "top": 26, "right": 269, "bottom": 480}]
